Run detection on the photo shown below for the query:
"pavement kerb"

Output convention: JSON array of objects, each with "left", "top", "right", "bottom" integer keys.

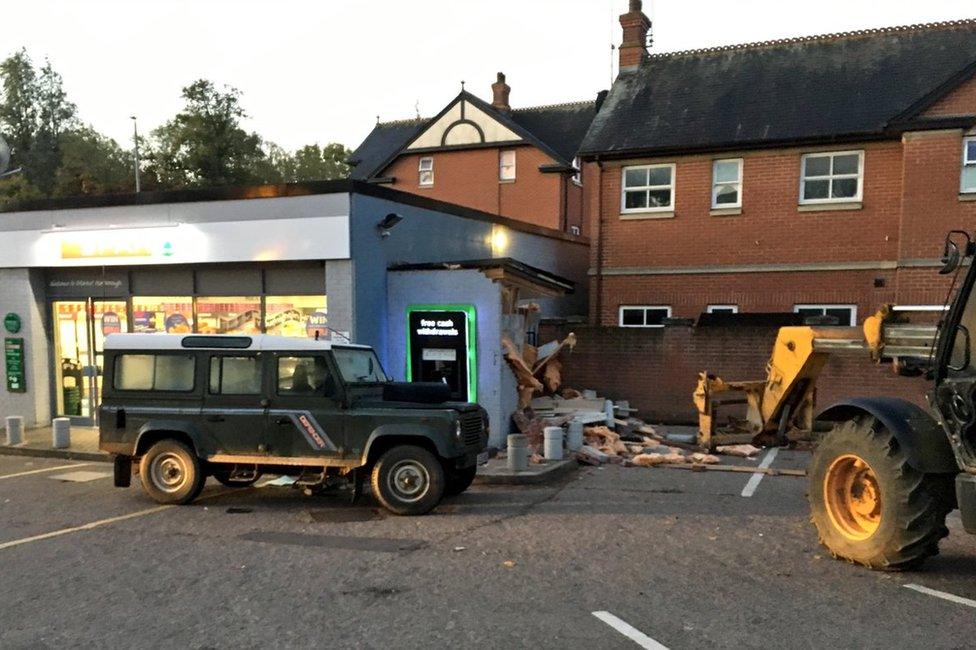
[
  {"left": 474, "top": 458, "right": 578, "bottom": 485},
  {"left": 0, "top": 445, "right": 110, "bottom": 463}
]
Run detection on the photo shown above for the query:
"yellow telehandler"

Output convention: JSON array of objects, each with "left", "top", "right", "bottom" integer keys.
[{"left": 693, "top": 230, "right": 976, "bottom": 570}]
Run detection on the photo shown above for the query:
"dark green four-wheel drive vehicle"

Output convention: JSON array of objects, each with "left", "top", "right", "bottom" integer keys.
[{"left": 99, "top": 334, "right": 489, "bottom": 515}]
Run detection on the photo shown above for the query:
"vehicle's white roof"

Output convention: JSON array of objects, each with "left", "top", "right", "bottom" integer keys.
[{"left": 104, "top": 333, "right": 369, "bottom": 351}]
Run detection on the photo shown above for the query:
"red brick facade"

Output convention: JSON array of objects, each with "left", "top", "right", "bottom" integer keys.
[
  {"left": 382, "top": 146, "right": 584, "bottom": 233},
  {"left": 588, "top": 130, "right": 976, "bottom": 325}
]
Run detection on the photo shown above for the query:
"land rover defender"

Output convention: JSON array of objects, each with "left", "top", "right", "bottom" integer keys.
[{"left": 99, "top": 334, "right": 489, "bottom": 515}]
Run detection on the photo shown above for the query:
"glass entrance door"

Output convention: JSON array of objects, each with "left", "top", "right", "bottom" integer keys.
[{"left": 53, "top": 299, "right": 128, "bottom": 422}]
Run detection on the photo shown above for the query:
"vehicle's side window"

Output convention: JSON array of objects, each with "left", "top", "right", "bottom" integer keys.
[
  {"left": 115, "top": 354, "right": 195, "bottom": 392},
  {"left": 209, "top": 355, "right": 262, "bottom": 395},
  {"left": 277, "top": 356, "right": 337, "bottom": 397}
]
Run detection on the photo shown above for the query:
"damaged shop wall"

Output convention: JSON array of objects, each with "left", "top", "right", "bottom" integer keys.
[{"left": 538, "top": 322, "right": 930, "bottom": 424}]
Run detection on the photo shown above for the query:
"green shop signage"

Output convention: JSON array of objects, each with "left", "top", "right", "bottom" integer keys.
[
  {"left": 3, "top": 312, "right": 21, "bottom": 334},
  {"left": 5, "top": 337, "right": 26, "bottom": 393}
]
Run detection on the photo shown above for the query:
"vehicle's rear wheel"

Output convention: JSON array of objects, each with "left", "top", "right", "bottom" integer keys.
[
  {"left": 371, "top": 445, "right": 445, "bottom": 516},
  {"left": 808, "top": 417, "right": 954, "bottom": 570},
  {"left": 444, "top": 465, "right": 477, "bottom": 497},
  {"left": 211, "top": 467, "right": 262, "bottom": 488},
  {"left": 139, "top": 439, "right": 205, "bottom": 505}
]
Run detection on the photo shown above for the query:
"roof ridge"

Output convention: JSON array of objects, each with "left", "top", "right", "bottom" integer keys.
[
  {"left": 512, "top": 99, "right": 595, "bottom": 113},
  {"left": 376, "top": 117, "right": 428, "bottom": 127},
  {"left": 646, "top": 18, "right": 976, "bottom": 60}
]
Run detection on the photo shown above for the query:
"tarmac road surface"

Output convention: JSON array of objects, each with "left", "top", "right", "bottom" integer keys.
[{"left": 1, "top": 450, "right": 975, "bottom": 649}]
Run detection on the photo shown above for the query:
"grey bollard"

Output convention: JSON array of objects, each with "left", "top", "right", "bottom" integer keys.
[
  {"left": 604, "top": 399, "right": 615, "bottom": 427},
  {"left": 543, "top": 426, "right": 563, "bottom": 461},
  {"left": 5, "top": 416, "right": 24, "bottom": 446},
  {"left": 507, "top": 434, "right": 529, "bottom": 472},
  {"left": 52, "top": 417, "right": 71, "bottom": 449},
  {"left": 566, "top": 419, "right": 584, "bottom": 451}
]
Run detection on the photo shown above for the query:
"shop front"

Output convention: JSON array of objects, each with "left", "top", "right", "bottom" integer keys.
[{"left": 45, "top": 264, "right": 330, "bottom": 423}]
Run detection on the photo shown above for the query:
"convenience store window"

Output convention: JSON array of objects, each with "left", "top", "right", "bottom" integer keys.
[
  {"left": 196, "top": 297, "right": 261, "bottom": 334},
  {"left": 132, "top": 296, "right": 193, "bottom": 333},
  {"left": 265, "top": 296, "right": 328, "bottom": 338}
]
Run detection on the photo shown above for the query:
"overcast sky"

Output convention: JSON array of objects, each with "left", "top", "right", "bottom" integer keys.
[{"left": 6, "top": 0, "right": 975, "bottom": 152}]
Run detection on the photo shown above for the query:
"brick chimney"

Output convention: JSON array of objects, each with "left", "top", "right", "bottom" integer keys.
[
  {"left": 491, "top": 72, "right": 511, "bottom": 113},
  {"left": 619, "top": 0, "right": 651, "bottom": 71}
]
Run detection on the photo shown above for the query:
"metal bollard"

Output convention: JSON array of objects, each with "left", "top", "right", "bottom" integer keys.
[
  {"left": 543, "top": 426, "right": 563, "bottom": 461},
  {"left": 604, "top": 399, "right": 615, "bottom": 427},
  {"left": 5, "top": 416, "right": 24, "bottom": 446},
  {"left": 566, "top": 419, "right": 584, "bottom": 451},
  {"left": 507, "top": 434, "right": 529, "bottom": 472},
  {"left": 52, "top": 417, "right": 71, "bottom": 449}
]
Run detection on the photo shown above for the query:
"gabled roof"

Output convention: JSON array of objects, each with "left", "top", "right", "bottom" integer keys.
[
  {"left": 581, "top": 19, "right": 976, "bottom": 158},
  {"left": 349, "top": 91, "right": 598, "bottom": 180}
]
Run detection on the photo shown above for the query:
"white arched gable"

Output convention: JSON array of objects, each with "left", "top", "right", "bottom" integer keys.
[{"left": 407, "top": 98, "right": 522, "bottom": 150}]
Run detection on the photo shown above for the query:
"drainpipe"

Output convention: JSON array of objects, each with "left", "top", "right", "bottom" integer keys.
[{"left": 594, "top": 158, "right": 605, "bottom": 326}]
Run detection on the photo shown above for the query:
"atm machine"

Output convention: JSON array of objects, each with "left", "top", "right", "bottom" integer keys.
[{"left": 406, "top": 305, "right": 476, "bottom": 403}]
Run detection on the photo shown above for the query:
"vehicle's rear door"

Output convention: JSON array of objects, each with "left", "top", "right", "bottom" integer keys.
[
  {"left": 266, "top": 353, "right": 345, "bottom": 458},
  {"left": 202, "top": 351, "right": 268, "bottom": 455}
]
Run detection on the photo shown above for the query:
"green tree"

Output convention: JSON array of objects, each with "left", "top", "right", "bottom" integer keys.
[
  {"left": 0, "top": 49, "right": 76, "bottom": 197},
  {"left": 145, "top": 79, "right": 268, "bottom": 188},
  {"left": 55, "top": 126, "right": 133, "bottom": 197},
  {"left": 288, "top": 143, "right": 350, "bottom": 181}
]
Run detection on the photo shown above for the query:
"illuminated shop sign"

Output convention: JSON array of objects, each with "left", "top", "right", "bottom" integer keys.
[
  {"left": 59, "top": 232, "right": 175, "bottom": 260},
  {"left": 406, "top": 305, "right": 477, "bottom": 403}
]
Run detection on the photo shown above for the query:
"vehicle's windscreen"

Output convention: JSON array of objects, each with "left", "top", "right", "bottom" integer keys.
[{"left": 333, "top": 348, "right": 389, "bottom": 384}]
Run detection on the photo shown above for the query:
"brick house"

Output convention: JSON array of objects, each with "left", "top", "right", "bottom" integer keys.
[
  {"left": 580, "top": 1, "right": 976, "bottom": 327},
  {"left": 349, "top": 74, "right": 602, "bottom": 235}
]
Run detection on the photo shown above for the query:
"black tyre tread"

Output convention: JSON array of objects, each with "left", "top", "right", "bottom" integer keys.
[
  {"left": 808, "top": 417, "right": 953, "bottom": 571},
  {"left": 138, "top": 439, "right": 205, "bottom": 505},
  {"left": 370, "top": 445, "right": 445, "bottom": 516},
  {"left": 444, "top": 465, "right": 477, "bottom": 497}
]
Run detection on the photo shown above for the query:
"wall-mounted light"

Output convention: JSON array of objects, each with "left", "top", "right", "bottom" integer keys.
[
  {"left": 377, "top": 212, "right": 404, "bottom": 238},
  {"left": 490, "top": 226, "right": 509, "bottom": 256}
]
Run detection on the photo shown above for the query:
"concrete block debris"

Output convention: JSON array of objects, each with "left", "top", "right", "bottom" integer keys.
[{"left": 715, "top": 444, "right": 762, "bottom": 457}]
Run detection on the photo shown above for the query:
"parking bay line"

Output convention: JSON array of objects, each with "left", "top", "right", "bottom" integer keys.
[
  {"left": 592, "top": 611, "right": 669, "bottom": 649},
  {"left": 0, "top": 463, "right": 91, "bottom": 481},
  {"left": 0, "top": 488, "right": 237, "bottom": 552},
  {"left": 904, "top": 583, "right": 976, "bottom": 609},
  {"left": 741, "top": 447, "right": 779, "bottom": 498}
]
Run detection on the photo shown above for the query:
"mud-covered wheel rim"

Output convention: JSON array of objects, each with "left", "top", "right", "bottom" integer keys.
[
  {"left": 149, "top": 451, "right": 189, "bottom": 494},
  {"left": 823, "top": 453, "right": 882, "bottom": 541},
  {"left": 387, "top": 459, "right": 430, "bottom": 503}
]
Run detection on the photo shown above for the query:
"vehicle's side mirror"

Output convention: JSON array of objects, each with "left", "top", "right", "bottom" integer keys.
[
  {"left": 940, "top": 240, "right": 961, "bottom": 275},
  {"left": 948, "top": 324, "right": 972, "bottom": 372}
]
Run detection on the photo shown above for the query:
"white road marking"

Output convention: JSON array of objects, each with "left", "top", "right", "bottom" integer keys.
[
  {"left": 0, "top": 463, "right": 91, "bottom": 481},
  {"left": 0, "top": 488, "right": 236, "bottom": 552},
  {"left": 48, "top": 470, "right": 113, "bottom": 483},
  {"left": 0, "top": 505, "right": 172, "bottom": 551},
  {"left": 904, "top": 583, "right": 976, "bottom": 609},
  {"left": 592, "top": 611, "right": 669, "bottom": 649},
  {"left": 741, "top": 447, "right": 779, "bottom": 498}
]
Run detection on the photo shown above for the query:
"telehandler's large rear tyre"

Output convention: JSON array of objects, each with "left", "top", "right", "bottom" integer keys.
[{"left": 808, "top": 417, "right": 953, "bottom": 571}]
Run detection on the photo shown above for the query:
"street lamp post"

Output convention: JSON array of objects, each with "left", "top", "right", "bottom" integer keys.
[{"left": 130, "top": 116, "right": 141, "bottom": 193}]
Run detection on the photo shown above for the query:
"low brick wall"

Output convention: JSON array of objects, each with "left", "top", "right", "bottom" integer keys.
[{"left": 541, "top": 323, "right": 929, "bottom": 424}]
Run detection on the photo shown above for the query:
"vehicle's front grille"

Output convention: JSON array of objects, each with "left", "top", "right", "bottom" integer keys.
[{"left": 459, "top": 411, "right": 484, "bottom": 446}]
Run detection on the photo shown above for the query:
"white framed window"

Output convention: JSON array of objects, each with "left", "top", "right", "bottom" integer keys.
[
  {"left": 794, "top": 304, "right": 857, "bottom": 326},
  {"left": 800, "top": 151, "right": 863, "bottom": 204},
  {"left": 712, "top": 159, "right": 742, "bottom": 208},
  {"left": 621, "top": 164, "right": 675, "bottom": 213},
  {"left": 418, "top": 157, "right": 434, "bottom": 186},
  {"left": 962, "top": 136, "right": 976, "bottom": 193},
  {"left": 499, "top": 150, "right": 516, "bottom": 181},
  {"left": 571, "top": 156, "right": 582, "bottom": 185},
  {"left": 706, "top": 304, "right": 739, "bottom": 314},
  {"left": 619, "top": 305, "right": 672, "bottom": 328}
]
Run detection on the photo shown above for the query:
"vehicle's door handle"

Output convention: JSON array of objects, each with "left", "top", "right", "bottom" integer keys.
[
  {"left": 205, "top": 415, "right": 225, "bottom": 423},
  {"left": 274, "top": 417, "right": 291, "bottom": 426}
]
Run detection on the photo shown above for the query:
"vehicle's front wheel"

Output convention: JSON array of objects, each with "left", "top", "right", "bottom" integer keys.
[
  {"left": 139, "top": 439, "right": 205, "bottom": 505},
  {"left": 444, "top": 465, "right": 477, "bottom": 497},
  {"left": 808, "top": 417, "right": 954, "bottom": 570},
  {"left": 371, "top": 445, "right": 445, "bottom": 515}
]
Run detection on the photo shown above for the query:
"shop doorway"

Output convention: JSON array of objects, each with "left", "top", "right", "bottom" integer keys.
[{"left": 53, "top": 299, "right": 127, "bottom": 423}]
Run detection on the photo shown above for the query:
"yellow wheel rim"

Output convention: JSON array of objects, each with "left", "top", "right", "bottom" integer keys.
[{"left": 823, "top": 454, "right": 882, "bottom": 541}]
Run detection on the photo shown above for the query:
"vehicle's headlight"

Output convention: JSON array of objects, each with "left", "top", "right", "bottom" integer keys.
[{"left": 454, "top": 420, "right": 463, "bottom": 441}]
